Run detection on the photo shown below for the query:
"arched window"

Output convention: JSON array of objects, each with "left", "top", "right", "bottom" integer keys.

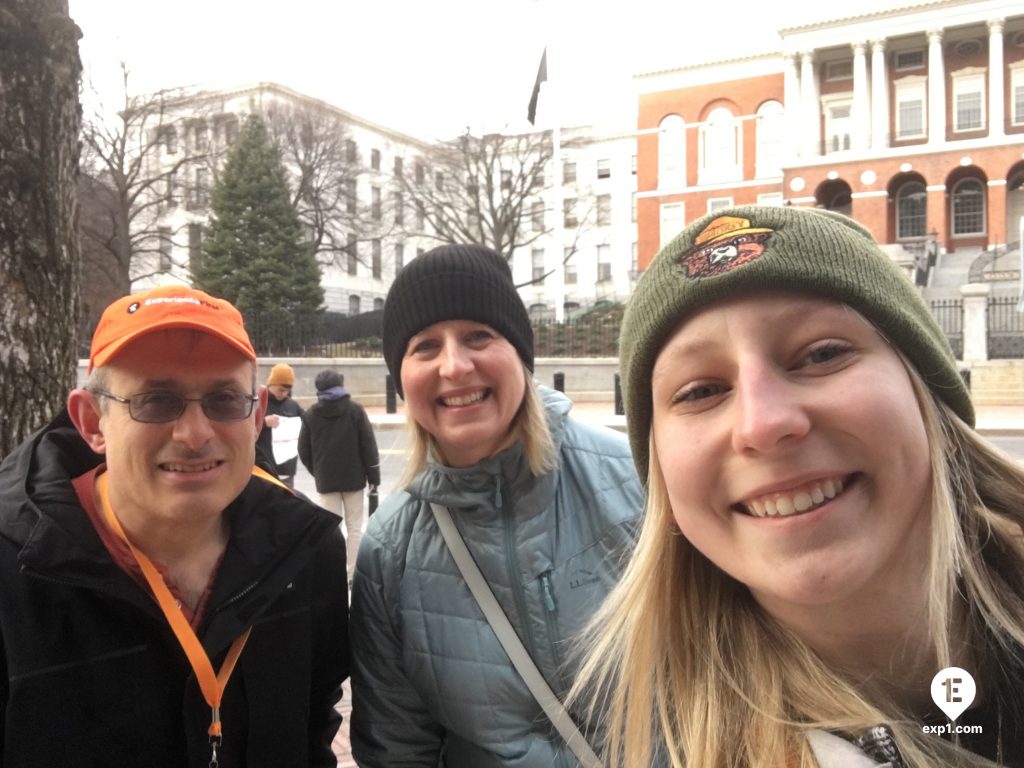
[
  {"left": 700, "top": 107, "right": 740, "bottom": 184},
  {"left": 658, "top": 115, "right": 685, "bottom": 190},
  {"left": 348, "top": 294, "right": 361, "bottom": 316},
  {"left": 896, "top": 181, "right": 926, "bottom": 239},
  {"left": 755, "top": 101, "right": 784, "bottom": 178},
  {"left": 951, "top": 179, "right": 985, "bottom": 236}
]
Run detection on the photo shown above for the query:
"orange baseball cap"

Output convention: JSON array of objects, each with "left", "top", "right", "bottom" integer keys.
[{"left": 88, "top": 285, "right": 256, "bottom": 372}]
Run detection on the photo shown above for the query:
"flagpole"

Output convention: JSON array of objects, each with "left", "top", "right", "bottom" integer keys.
[{"left": 550, "top": 48, "right": 565, "bottom": 323}]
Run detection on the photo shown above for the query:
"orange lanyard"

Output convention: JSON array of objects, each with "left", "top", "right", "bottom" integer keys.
[{"left": 96, "top": 472, "right": 251, "bottom": 766}]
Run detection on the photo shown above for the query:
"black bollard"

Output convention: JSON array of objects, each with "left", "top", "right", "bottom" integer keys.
[
  {"left": 614, "top": 373, "right": 624, "bottom": 416},
  {"left": 553, "top": 371, "right": 565, "bottom": 393},
  {"left": 386, "top": 374, "right": 397, "bottom": 414}
]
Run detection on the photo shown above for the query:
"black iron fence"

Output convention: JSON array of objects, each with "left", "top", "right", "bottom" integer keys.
[
  {"left": 928, "top": 299, "right": 964, "bottom": 359},
  {"left": 988, "top": 296, "right": 1024, "bottom": 359},
  {"left": 79, "top": 297, "right": 1015, "bottom": 362}
]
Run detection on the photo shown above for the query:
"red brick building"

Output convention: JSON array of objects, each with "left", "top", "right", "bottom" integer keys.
[{"left": 635, "top": 0, "right": 1024, "bottom": 273}]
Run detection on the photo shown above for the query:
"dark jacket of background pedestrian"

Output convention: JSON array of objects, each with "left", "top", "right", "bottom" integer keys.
[{"left": 298, "top": 374, "right": 380, "bottom": 494}]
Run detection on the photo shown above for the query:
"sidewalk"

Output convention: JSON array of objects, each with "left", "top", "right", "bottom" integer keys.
[{"left": 365, "top": 400, "right": 1024, "bottom": 437}]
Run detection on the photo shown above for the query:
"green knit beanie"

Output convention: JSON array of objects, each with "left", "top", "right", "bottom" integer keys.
[{"left": 620, "top": 204, "right": 974, "bottom": 482}]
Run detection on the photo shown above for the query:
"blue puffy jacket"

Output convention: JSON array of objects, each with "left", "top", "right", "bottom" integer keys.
[{"left": 350, "top": 387, "right": 643, "bottom": 767}]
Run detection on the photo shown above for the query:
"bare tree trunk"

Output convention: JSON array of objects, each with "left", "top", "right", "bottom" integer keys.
[{"left": 0, "top": 0, "right": 82, "bottom": 459}]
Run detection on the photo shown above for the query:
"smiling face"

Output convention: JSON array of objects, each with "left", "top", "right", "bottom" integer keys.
[
  {"left": 400, "top": 319, "right": 526, "bottom": 467},
  {"left": 86, "top": 329, "right": 264, "bottom": 533},
  {"left": 650, "top": 292, "right": 933, "bottom": 630}
]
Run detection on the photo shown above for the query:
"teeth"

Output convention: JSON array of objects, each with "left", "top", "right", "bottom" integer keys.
[
  {"left": 163, "top": 462, "right": 217, "bottom": 473},
  {"left": 741, "top": 477, "right": 848, "bottom": 518},
  {"left": 442, "top": 390, "right": 485, "bottom": 407}
]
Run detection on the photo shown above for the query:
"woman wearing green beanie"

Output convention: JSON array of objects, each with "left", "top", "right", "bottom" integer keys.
[{"left": 572, "top": 205, "right": 1024, "bottom": 767}]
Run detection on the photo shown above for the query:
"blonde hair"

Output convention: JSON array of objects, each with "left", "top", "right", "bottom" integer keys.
[
  {"left": 571, "top": 358, "right": 1024, "bottom": 768},
  {"left": 399, "top": 364, "right": 556, "bottom": 486}
]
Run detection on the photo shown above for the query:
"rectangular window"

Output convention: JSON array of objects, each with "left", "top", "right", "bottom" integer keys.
[
  {"left": 371, "top": 148, "right": 381, "bottom": 171},
  {"left": 415, "top": 161, "right": 425, "bottom": 184},
  {"left": 435, "top": 171, "right": 444, "bottom": 191},
  {"left": 597, "top": 159, "right": 611, "bottom": 179},
  {"left": 825, "top": 60, "right": 853, "bottom": 81},
  {"left": 163, "top": 171, "right": 176, "bottom": 207},
  {"left": 757, "top": 192, "right": 784, "bottom": 206},
  {"left": 394, "top": 191, "right": 404, "bottom": 225},
  {"left": 532, "top": 248, "right": 545, "bottom": 282},
  {"left": 596, "top": 244, "right": 612, "bottom": 283},
  {"left": 825, "top": 102, "right": 852, "bottom": 153},
  {"left": 349, "top": 295, "right": 361, "bottom": 315},
  {"left": 562, "top": 162, "right": 576, "bottom": 184},
  {"left": 707, "top": 197, "right": 733, "bottom": 213},
  {"left": 501, "top": 170, "right": 512, "bottom": 191},
  {"left": 531, "top": 200, "right": 544, "bottom": 230},
  {"left": 953, "top": 73, "right": 985, "bottom": 132},
  {"left": 416, "top": 201, "right": 426, "bottom": 230},
  {"left": 394, "top": 243, "right": 404, "bottom": 272},
  {"left": 160, "top": 126, "right": 178, "bottom": 155},
  {"left": 193, "top": 122, "right": 208, "bottom": 151},
  {"left": 345, "top": 178, "right": 357, "bottom": 214},
  {"left": 596, "top": 194, "right": 611, "bottom": 226},
  {"left": 394, "top": 156, "right": 403, "bottom": 175},
  {"left": 371, "top": 187, "right": 381, "bottom": 220},
  {"left": 895, "top": 81, "right": 926, "bottom": 139},
  {"left": 1014, "top": 68, "right": 1024, "bottom": 125},
  {"left": 894, "top": 49, "right": 925, "bottom": 71},
  {"left": 346, "top": 139, "right": 357, "bottom": 164},
  {"left": 563, "top": 198, "right": 577, "bottom": 228},
  {"left": 188, "top": 223, "right": 202, "bottom": 267},
  {"left": 564, "top": 249, "right": 577, "bottom": 285},
  {"left": 372, "top": 239, "right": 382, "bottom": 278},
  {"left": 223, "top": 118, "right": 238, "bottom": 146},
  {"left": 158, "top": 227, "right": 172, "bottom": 272},
  {"left": 660, "top": 202, "right": 685, "bottom": 248},
  {"left": 347, "top": 236, "right": 358, "bottom": 276}
]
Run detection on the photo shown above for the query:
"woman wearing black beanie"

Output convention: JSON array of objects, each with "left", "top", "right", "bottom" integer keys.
[{"left": 349, "top": 243, "right": 644, "bottom": 767}]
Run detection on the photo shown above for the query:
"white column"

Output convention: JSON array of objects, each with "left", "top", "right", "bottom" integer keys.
[
  {"left": 961, "top": 283, "right": 990, "bottom": 362},
  {"left": 852, "top": 42, "right": 870, "bottom": 151},
  {"left": 784, "top": 54, "right": 802, "bottom": 158},
  {"left": 871, "top": 39, "right": 889, "bottom": 149},
  {"left": 801, "top": 52, "right": 820, "bottom": 156},
  {"left": 988, "top": 19, "right": 1005, "bottom": 140},
  {"left": 928, "top": 29, "right": 946, "bottom": 145}
]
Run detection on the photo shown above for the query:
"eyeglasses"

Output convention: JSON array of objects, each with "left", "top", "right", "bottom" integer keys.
[{"left": 91, "top": 388, "right": 258, "bottom": 423}]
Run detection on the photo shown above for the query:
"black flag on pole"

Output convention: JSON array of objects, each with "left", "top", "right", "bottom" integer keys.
[{"left": 527, "top": 48, "right": 547, "bottom": 125}]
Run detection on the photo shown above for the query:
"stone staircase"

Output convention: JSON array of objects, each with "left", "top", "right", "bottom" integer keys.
[{"left": 967, "top": 359, "right": 1024, "bottom": 406}]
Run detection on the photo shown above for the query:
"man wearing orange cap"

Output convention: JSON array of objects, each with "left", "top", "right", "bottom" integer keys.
[{"left": 0, "top": 286, "right": 349, "bottom": 767}]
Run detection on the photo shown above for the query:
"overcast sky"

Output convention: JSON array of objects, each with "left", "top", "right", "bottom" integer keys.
[{"left": 68, "top": 0, "right": 912, "bottom": 140}]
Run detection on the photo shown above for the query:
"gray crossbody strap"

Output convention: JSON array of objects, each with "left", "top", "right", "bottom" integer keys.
[{"left": 430, "top": 503, "right": 602, "bottom": 768}]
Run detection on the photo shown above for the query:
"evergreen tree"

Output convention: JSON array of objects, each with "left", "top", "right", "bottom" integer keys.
[{"left": 193, "top": 114, "right": 323, "bottom": 352}]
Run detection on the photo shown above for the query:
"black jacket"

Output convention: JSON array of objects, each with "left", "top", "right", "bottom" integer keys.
[
  {"left": 298, "top": 394, "right": 380, "bottom": 494},
  {"left": 0, "top": 411, "right": 349, "bottom": 767},
  {"left": 256, "top": 394, "right": 305, "bottom": 477}
]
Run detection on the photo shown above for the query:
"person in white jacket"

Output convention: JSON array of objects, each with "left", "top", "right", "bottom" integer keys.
[{"left": 573, "top": 206, "right": 1024, "bottom": 768}]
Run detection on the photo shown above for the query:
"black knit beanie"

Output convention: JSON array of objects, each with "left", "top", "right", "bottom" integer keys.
[
  {"left": 382, "top": 244, "right": 534, "bottom": 397},
  {"left": 620, "top": 204, "right": 974, "bottom": 482}
]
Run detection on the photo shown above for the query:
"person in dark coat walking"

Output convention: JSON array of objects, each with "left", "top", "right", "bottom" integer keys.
[
  {"left": 299, "top": 369, "right": 380, "bottom": 581},
  {"left": 255, "top": 363, "right": 305, "bottom": 487}
]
